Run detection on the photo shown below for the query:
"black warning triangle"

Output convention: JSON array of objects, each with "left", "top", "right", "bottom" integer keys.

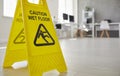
[
  {"left": 14, "top": 28, "right": 25, "bottom": 44},
  {"left": 34, "top": 24, "right": 55, "bottom": 46}
]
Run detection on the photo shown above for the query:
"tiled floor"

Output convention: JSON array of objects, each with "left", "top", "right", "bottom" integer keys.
[{"left": 0, "top": 38, "right": 120, "bottom": 76}]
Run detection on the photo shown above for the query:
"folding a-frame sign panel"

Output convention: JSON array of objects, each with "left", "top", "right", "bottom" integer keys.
[{"left": 3, "top": 0, "right": 67, "bottom": 76}]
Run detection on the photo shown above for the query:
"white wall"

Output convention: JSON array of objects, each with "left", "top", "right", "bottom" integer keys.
[
  {"left": 78, "top": 0, "right": 120, "bottom": 23},
  {"left": 58, "top": 0, "right": 66, "bottom": 23},
  {"left": 73, "top": 0, "right": 78, "bottom": 23},
  {"left": 47, "top": 0, "right": 58, "bottom": 21},
  {"left": 66, "top": 0, "right": 73, "bottom": 14}
]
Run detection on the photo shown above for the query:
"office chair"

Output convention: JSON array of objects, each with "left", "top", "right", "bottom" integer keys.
[
  {"left": 77, "top": 24, "right": 88, "bottom": 37},
  {"left": 100, "top": 20, "right": 110, "bottom": 38}
]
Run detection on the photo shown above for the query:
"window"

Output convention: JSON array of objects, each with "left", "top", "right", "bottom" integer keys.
[
  {"left": 3, "top": 0, "right": 39, "bottom": 17},
  {"left": 3, "top": 0, "right": 17, "bottom": 17}
]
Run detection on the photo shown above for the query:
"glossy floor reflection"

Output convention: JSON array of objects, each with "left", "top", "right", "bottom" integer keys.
[{"left": 0, "top": 38, "right": 120, "bottom": 76}]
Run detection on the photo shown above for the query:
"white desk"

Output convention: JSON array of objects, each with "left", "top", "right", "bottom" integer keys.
[
  {"left": 55, "top": 23, "right": 78, "bottom": 38},
  {"left": 91, "top": 23, "right": 120, "bottom": 38},
  {"left": 61, "top": 23, "right": 78, "bottom": 38},
  {"left": 92, "top": 22, "right": 120, "bottom": 38}
]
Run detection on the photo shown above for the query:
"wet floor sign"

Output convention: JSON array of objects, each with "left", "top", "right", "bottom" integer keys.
[{"left": 3, "top": 0, "right": 67, "bottom": 76}]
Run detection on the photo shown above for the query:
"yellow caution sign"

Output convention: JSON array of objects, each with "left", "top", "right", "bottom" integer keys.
[
  {"left": 3, "top": 0, "right": 67, "bottom": 76},
  {"left": 3, "top": 0, "right": 27, "bottom": 67}
]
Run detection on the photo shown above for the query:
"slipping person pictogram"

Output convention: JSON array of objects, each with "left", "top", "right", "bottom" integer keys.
[
  {"left": 37, "top": 30, "right": 49, "bottom": 43},
  {"left": 14, "top": 28, "right": 25, "bottom": 44},
  {"left": 34, "top": 24, "right": 55, "bottom": 46}
]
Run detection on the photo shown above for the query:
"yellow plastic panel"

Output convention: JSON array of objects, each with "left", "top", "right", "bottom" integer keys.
[
  {"left": 3, "top": 0, "right": 27, "bottom": 68},
  {"left": 21, "top": 0, "right": 67, "bottom": 75}
]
